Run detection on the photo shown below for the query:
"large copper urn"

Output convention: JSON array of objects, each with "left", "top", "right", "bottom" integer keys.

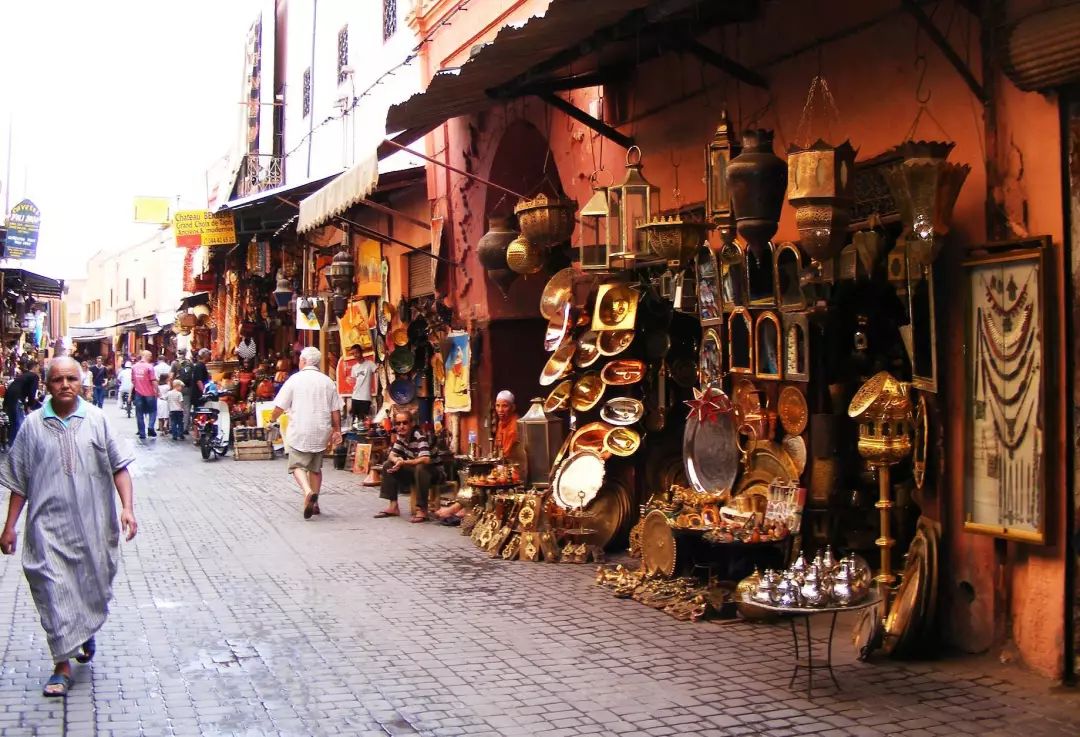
[{"left": 726, "top": 129, "right": 787, "bottom": 259}]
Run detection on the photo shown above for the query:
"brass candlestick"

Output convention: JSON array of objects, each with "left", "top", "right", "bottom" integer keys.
[{"left": 848, "top": 372, "right": 913, "bottom": 595}]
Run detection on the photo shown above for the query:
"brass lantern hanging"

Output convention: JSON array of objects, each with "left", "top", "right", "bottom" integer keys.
[
  {"left": 705, "top": 110, "right": 740, "bottom": 240},
  {"left": 325, "top": 246, "right": 356, "bottom": 319},
  {"left": 786, "top": 139, "right": 857, "bottom": 263},
  {"left": 579, "top": 180, "right": 614, "bottom": 271},
  {"left": 608, "top": 146, "right": 660, "bottom": 266},
  {"left": 882, "top": 140, "right": 970, "bottom": 268}
]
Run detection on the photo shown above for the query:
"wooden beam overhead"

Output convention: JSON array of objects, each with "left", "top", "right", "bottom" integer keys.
[
  {"left": 901, "top": 0, "right": 987, "bottom": 103},
  {"left": 676, "top": 36, "right": 769, "bottom": 90},
  {"left": 537, "top": 92, "right": 635, "bottom": 149}
]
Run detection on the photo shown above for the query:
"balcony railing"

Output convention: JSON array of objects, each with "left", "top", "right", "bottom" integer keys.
[{"left": 236, "top": 154, "right": 284, "bottom": 198}]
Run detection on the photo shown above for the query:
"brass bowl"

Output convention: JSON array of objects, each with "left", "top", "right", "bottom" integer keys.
[
  {"left": 514, "top": 193, "right": 577, "bottom": 248},
  {"left": 603, "top": 426, "right": 641, "bottom": 457},
  {"left": 638, "top": 215, "right": 710, "bottom": 265},
  {"left": 592, "top": 283, "right": 639, "bottom": 332},
  {"left": 540, "top": 341, "right": 576, "bottom": 386},
  {"left": 596, "top": 330, "right": 634, "bottom": 357},
  {"left": 571, "top": 372, "right": 605, "bottom": 412},
  {"left": 600, "top": 397, "right": 644, "bottom": 426},
  {"left": 544, "top": 379, "right": 574, "bottom": 413},
  {"left": 544, "top": 314, "right": 570, "bottom": 352},
  {"left": 569, "top": 421, "right": 612, "bottom": 454},
  {"left": 601, "top": 359, "right": 645, "bottom": 386},
  {"left": 575, "top": 331, "right": 601, "bottom": 368},
  {"left": 390, "top": 327, "right": 409, "bottom": 347},
  {"left": 540, "top": 267, "right": 576, "bottom": 321}
]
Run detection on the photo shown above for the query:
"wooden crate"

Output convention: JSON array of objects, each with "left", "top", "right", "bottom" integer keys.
[
  {"left": 234, "top": 426, "right": 267, "bottom": 443},
  {"left": 233, "top": 439, "right": 273, "bottom": 461}
]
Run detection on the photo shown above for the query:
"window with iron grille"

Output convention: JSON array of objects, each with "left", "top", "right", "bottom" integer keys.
[
  {"left": 382, "top": 0, "right": 397, "bottom": 42},
  {"left": 302, "top": 67, "right": 312, "bottom": 118},
  {"left": 337, "top": 26, "right": 349, "bottom": 84}
]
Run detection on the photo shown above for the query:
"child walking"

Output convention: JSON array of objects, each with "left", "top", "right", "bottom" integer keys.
[{"left": 166, "top": 380, "right": 186, "bottom": 440}]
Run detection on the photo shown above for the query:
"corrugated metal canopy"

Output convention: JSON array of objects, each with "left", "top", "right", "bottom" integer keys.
[
  {"left": 386, "top": 0, "right": 653, "bottom": 133},
  {"left": 1, "top": 268, "right": 64, "bottom": 298},
  {"left": 1003, "top": 4, "right": 1080, "bottom": 91}
]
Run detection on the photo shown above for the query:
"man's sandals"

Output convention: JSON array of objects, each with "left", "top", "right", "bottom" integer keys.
[
  {"left": 75, "top": 637, "right": 96, "bottom": 664},
  {"left": 43, "top": 672, "right": 71, "bottom": 698},
  {"left": 303, "top": 494, "right": 319, "bottom": 520}
]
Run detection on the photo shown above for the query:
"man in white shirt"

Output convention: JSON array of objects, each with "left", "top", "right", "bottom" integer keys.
[
  {"left": 153, "top": 354, "right": 172, "bottom": 383},
  {"left": 270, "top": 347, "right": 342, "bottom": 519},
  {"left": 348, "top": 344, "right": 377, "bottom": 426}
]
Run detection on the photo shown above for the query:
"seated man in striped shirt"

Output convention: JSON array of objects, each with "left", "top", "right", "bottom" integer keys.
[{"left": 374, "top": 409, "right": 431, "bottom": 523}]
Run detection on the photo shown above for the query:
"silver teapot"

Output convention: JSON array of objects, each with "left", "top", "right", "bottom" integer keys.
[
  {"left": 800, "top": 567, "right": 829, "bottom": 607},
  {"left": 752, "top": 569, "right": 780, "bottom": 605},
  {"left": 821, "top": 545, "right": 838, "bottom": 573},
  {"left": 777, "top": 572, "right": 802, "bottom": 608},
  {"left": 790, "top": 552, "right": 808, "bottom": 584},
  {"left": 831, "top": 562, "right": 855, "bottom": 606}
]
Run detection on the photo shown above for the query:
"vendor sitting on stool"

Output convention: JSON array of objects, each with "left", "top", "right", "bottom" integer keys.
[
  {"left": 374, "top": 409, "right": 431, "bottom": 523},
  {"left": 437, "top": 389, "right": 524, "bottom": 523}
]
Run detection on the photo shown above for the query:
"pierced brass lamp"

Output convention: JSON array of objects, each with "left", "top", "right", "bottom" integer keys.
[{"left": 848, "top": 371, "right": 913, "bottom": 593}]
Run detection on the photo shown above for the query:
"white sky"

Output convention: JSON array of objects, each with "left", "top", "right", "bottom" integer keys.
[{"left": 0, "top": 0, "right": 262, "bottom": 280}]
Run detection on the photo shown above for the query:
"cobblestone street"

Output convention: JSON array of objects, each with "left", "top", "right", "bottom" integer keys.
[{"left": 0, "top": 403, "right": 1076, "bottom": 737}]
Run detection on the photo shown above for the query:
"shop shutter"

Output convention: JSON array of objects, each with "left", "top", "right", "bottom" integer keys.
[{"left": 407, "top": 250, "right": 434, "bottom": 297}]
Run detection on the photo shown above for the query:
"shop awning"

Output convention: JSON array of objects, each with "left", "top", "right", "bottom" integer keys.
[
  {"left": 1, "top": 268, "right": 64, "bottom": 299},
  {"left": 297, "top": 156, "right": 426, "bottom": 234},
  {"left": 72, "top": 334, "right": 108, "bottom": 343},
  {"left": 385, "top": 0, "right": 654, "bottom": 134},
  {"left": 217, "top": 173, "right": 338, "bottom": 237},
  {"left": 178, "top": 292, "right": 211, "bottom": 311},
  {"left": 1003, "top": 4, "right": 1080, "bottom": 91}
]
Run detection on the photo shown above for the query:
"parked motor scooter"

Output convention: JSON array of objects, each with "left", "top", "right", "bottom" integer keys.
[{"left": 191, "top": 390, "right": 231, "bottom": 460}]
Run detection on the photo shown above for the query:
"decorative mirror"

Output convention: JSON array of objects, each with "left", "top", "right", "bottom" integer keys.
[
  {"left": 909, "top": 259, "right": 938, "bottom": 393},
  {"left": 720, "top": 241, "right": 748, "bottom": 311},
  {"left": 773, "top": 242, "right": 805, "bottom": 311},
  {"left": 782, "top": 312, "right": 810, "bottom": 382},
  {"left": 754, "top": 311, "right": 782, "bottom": 380},
  {"left": 747, "top": 241, "right": 776, "bottom": 307},
  {"left": 700, "top": 327, "right": 723, "bottom": 385},
  {"left": 696, "top": 246, "right": 723, "bottom": 326},
  {"left": 728, "top": 308, "right": 753, "bottom": 374}
]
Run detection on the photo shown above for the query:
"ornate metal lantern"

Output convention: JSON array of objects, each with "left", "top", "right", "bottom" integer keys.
[
  {"left": 726, "top": 129, "right": 787, "bottom": 259},
  {"left": 518, "top": 396, "right": 566, "bottom": 487},
  {"left": 705, "top": 110, "right": 739, "bottom": 238},
  {"left": 272, "top": 270, "right": 295, "bottom": 312},
  {"left": 579, "top": 183, "right": 614, "bottom": 271},
  {"left": 608, "top": 146, "right": 659, "bottom": 265},
  {"left": 848, "top": 371, "right": 913, "bottom": 592},
  {"left": 786, "top": 140, "right": 857, "bottom": 263},
  {"left": 325, "top": 246, "right": 355, "bottom": 319},
  {"left": 882, "top": 140, "right": 970, "bottom": 268}
]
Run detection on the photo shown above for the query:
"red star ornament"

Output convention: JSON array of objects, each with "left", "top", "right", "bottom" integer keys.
[{"left": 685, "top": 387, "right": 733, "bottom": 424}]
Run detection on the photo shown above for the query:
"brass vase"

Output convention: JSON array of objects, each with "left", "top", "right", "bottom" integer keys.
[
  {"left": 726, "top": 129, "right": 787, "bottom": 259},
  {"left": 786, "top": 140, "right": 857, "bottom": 263}
]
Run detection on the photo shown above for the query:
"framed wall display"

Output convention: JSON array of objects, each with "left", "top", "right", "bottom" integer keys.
[
  {"left": 728, "top": 308, "right": 753, "bottom": 374},
  {"left": 720, "top": 241, "right": 748, "bottom": 311},
  {"left": 773, "top": 242, "right": 806, "bottom": 312},
  {"left": 963, "top": 239, "right": 1048, "bottom": 543},
  {"left": 700, "top": 327, "right": 723, "bottom": 385},
  {"left": 782, "top": 312, "right": 810, "bottom": 382},
  {"left": 697, "top": 246, "right": 724, "bottom": 326},
  {"left": 754, "top": 311, "right": 782, "bottom": 380}
]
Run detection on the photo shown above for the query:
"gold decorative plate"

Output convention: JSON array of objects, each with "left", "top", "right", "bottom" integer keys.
[
  {"left": 641, "top": 509, "right": 677, "bottom": 577},
  {"left": 540, "top": 267, "right": 576, "bottom": 322},
  {"left": 600, "top": 397, "right": 644, "bottom": 426},
  {"left": 777, "top": 385, "right": 808, "bottom": 435},
  {"left": 569, "top": 421, "right": 612, "bottom": 454},
  {"left": 540, "top": 341, "right": 576, "bottom": 386},
  {"left": 592, "top": 282, "right": 639, "bottom": 332},
  {"left": 596, "top": 329, "right": 635, "bottom": 357},
  {"left": 571, "top": 372, "right": 605, "bottom": 412},
  {"left": 552, "top": 450, "right": 606, "bottom": 509},
  {"left": 603, "top": 426, "right": 641, "bottom": 457},
  {"left": 601, "top": 359, "right": 645, "bottom": 386},
  {"left": 575, "top": 331, "right": 601, "bottom": 368},
  {"left": 544, "top": 379, "right": 574, "bottom": 413}
]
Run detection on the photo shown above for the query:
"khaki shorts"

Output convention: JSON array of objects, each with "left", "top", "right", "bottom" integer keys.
[{"left": 286, "top": 447, "right": 325, "bottom": 473}]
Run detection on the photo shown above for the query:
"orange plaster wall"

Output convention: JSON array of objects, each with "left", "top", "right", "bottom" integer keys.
[{"left": 411, "top": 0, "right": 1069, "bottom": 677}]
